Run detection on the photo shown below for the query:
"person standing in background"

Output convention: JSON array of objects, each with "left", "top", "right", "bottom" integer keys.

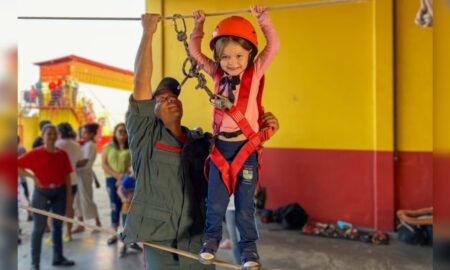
[
  {"left": 18, "top": 124, "right": 75, "bottom": 270},
  {"left": 71, "top": 123, "right": 103, "bottom": 234},
  {"left": 101, "top": 123, "right": 131, "bottom": 245}
]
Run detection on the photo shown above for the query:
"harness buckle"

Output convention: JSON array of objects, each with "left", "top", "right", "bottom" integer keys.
[{"left": 210, "top": 94, "right": 232, "bottom": 109}]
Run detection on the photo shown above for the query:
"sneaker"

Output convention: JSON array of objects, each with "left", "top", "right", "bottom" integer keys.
[
  {"left": 198, "top": 239, "right": 218, "bottom": 265},
  {"left": 52, "top": 256, "right": 75, "bottom": 267},
  {"left": 30, "top": 264, "right": 39, "bottom": 270},
  {"left": 242, "top": 260, "right": 261, "bottom": 270},
  {"left": 241, "top": 251, "right": 261, "bottom": 270},
  {"left": 199, "top": 251, "right": 215, "bottom": 265},
  {"left": 107, "top": 236, "right": 118, "bottom": 245},
  {"left": 63, "top": 234, "right": 72, "bottom": 242},
  {"left": 44, "top": 237, "right": 52, "bottom": 246},
  {"left": 119, "top": 246, "right": 127, "bottom": 258},
  {"left": 129, "top": 243, "right": 143, "bottom": 252}
]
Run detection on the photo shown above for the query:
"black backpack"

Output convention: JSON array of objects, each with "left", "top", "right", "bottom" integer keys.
[
  {"left": 272, "top": 203, "right": 308, "bottom": 230},
  {"left": 398, "top": 222, "right": 432, "bottom": 246},
  {"left": 254, "top": 185, "right": 266, "bottom": 210}
]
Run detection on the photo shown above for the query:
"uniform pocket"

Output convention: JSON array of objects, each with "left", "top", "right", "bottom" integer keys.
[
  {"left": 131, "top": 201, "right": 177, "bottom": 241},
  {"left": 150, "top": 145, "right": 181, "bottom": 189},
  {"left": 152, "top": 143, "right": 181, "bottom": 165}
]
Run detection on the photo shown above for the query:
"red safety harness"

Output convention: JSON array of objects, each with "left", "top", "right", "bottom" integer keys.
[{"left": 206, "top": 65, "right": 273, "bottom": 195}]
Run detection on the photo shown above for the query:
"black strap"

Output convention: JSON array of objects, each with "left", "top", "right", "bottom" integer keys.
[{"left": 218, "top": 130, "right": 243, "bottom": 138}]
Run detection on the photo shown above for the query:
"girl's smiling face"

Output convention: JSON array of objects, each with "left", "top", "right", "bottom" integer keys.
[{"left": 218, "top": 41, "right": 252, "bottom": 76}]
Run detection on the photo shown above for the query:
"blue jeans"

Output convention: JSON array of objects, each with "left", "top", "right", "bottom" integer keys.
[
  {"left": 106, "top": 177, "right": 122, "bottom": 227},
  {"left": 226, "top": 209, "right": 241, "bottom": 264},
  {"left": 206, "top": 140, "right": 259, "bottom": 261},
  {"left": 31, "top": 185, "right": 66, "bottom": 266}
]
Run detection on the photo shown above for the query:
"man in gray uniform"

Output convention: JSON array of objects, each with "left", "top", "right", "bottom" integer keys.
[{"left": 121, "top": 13, "right": 279, "bottom": 270}]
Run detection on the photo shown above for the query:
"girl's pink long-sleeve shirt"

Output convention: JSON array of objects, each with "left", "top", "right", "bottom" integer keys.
[{"left": 189, "top": 13, "right": 280, "bottom": 134}]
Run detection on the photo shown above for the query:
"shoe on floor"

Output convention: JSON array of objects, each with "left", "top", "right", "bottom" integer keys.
[
  {"left": 107, "top": 236, "right": 118, "bottom": 245},
  {"left": 52, "top": 256, "right": 75, "bottom": 267},
  {"left": 44, "top": 237, "right": 52, "bottom": 246},
  {"left": 63, "top": 234, "right": 72, "bottom": 242},
  {"left": 119, "top": 246, "right": 127, "bottom": 258},
  {"left": 30, "top": 264, "right": 39, "bottom": 270},
  {"left": 129, "top": 242, "right": 143, "bottom": 252}
]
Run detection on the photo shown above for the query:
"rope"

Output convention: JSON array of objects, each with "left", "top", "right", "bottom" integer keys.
[
  {"left": 171, "top": 15, "right": 232, "bottom": 110},
  {"left": 18, "top": 0, "right": 367, "bottom": 21},
  {"left": 167, "top": 0, "right": 367, "bottom": 19},
  {"left": 18, "top": 204, "right": 269, "bottom": 270}
]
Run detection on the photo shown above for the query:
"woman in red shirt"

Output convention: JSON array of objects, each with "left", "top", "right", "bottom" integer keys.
[{"left": 18, "top": 124, "right": 75, "bottom": 270}]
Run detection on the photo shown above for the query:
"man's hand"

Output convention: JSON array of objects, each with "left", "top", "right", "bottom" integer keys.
[
  {"left": 261, "top": 112, "right": 279, "bottom": 135},
  {"left": 115, "top": 173, "right": 125, "bottom": 187},
  {"left": 250, "top": 5, "right": 267, "bottom": 19},
  {"left": 141, "top": 13, "right": 161, "bottom": 34},
  {"left": 192, "top": 10, "right": 205, "bottom": 26}
]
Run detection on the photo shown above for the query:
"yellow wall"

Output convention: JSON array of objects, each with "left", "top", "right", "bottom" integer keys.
[
  {"left": 20, "top": 109, "right": 79, "bottom": 150},
  {"left": 146, "top": 0, "right": 395, "bottom": 151},
  {"left": 434, "top": 0, "right": 450, "bottom": 154},
  {"left": 19, "top": 116, "right": 39, "bottom": 151},
  {"left": 395, "top": 0, "right": 433, "bottom": 152}
]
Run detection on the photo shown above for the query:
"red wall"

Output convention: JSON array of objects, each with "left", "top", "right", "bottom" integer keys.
[
  {"left": 260, "top": 148, "right": 431, "bottom": 231},
  {"left": 395, "top": 152, "right": 433, "bottom": 210},
  {"left": 434, "top": 156, "right": 450, "bottom": 222}
]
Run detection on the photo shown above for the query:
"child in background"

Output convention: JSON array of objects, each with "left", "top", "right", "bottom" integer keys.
[{"left": 117, "top": 171, "right": 142, "bottom": 257}]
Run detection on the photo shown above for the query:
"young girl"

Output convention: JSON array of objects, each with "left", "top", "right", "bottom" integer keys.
[
  {"left": 189, "top": 5, "right": 280, "bottom": 269},
  {"left": 72, "top": 123, "right": 102, "bottom": 234}
]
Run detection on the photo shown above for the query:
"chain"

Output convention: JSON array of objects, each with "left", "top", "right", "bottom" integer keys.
[{"left": 171, "top": 14, "right": 232, "bottom": 110}]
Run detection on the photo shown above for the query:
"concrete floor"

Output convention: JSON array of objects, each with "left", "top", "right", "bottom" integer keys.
[{"left": 18, "top": 157, "right": 432, "bottom": 270}]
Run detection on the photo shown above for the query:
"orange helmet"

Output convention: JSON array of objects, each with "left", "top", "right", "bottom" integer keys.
[{"left": 209, "top": 16, "right": 258, "bottom": 52}]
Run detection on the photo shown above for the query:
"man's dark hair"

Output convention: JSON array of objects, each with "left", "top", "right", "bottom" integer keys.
[
  {"left": 39, "top": 120, "right": 51, "bottom": 131},
  {"left": 41, "top": 124, "right": 57, "bottom": 137},
  {"left": 57, "top": 122, "right": 76, "bottom": 139},
  {"left": 83, "top": 123, "right": 100, "bottom": 136}
]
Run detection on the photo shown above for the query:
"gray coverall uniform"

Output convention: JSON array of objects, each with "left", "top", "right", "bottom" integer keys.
[{"left": 121, "top": 97, "right": 214, "bottom": 270}]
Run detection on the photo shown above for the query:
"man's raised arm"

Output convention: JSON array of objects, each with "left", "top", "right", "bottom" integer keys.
[{"left": 133, "top": 13, "right": 160, "bottom": 100}]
